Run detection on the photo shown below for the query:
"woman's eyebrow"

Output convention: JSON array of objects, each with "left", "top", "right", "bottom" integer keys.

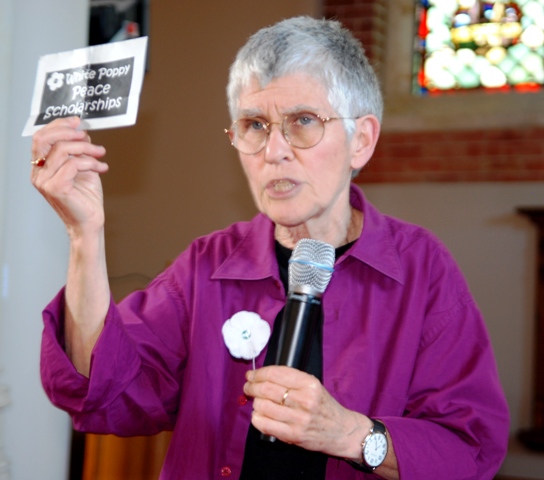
[
  {"left": 282, "top": 104, "right": 317, "bottom": 115},
  {"left": 237, "top": 108, "right": 266, "bottom": 118},
  {"left": 238, "top": 104, "right": 319, "bottom": 118}
]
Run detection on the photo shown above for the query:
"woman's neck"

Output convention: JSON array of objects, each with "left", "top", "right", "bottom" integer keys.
[{"left": 274, "top": 207, "right": 363, "bottom": 250}]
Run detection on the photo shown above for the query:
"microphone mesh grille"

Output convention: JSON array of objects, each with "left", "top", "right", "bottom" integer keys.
[{"left": 289, "top": 238, "right": 335, "bottom": 294}]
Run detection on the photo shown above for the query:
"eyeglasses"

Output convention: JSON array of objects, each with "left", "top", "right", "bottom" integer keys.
[{"left": 224, "top": 111, "right": 358, "bottom": 155}]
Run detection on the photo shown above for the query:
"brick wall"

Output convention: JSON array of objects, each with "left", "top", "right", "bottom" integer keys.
[
  {"left": 322, "top": 0, "right": 544, "bottom": 183},
  {"left": 322, "top": 0, "right": 388, "bottom": 76},
  {"left": 362, "top": 127, "right": 544, "bottom": 182}
]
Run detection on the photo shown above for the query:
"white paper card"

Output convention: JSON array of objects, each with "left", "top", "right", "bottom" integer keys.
[{"left": 22, "top": 36, "right": 148, "bottom": 136}]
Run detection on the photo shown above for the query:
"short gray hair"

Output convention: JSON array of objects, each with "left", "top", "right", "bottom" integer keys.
[{"left": 227, "top": 16, "right": 383, "bottom": 138}]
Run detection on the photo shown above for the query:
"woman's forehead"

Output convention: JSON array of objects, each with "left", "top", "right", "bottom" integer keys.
[{"left": 236, "top": 74, "right": 331, "bottom": 117}]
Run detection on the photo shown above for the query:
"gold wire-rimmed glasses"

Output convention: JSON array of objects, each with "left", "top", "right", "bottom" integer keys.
[{"left": 224, "top": 111, "right": 359, "bottom": 155}]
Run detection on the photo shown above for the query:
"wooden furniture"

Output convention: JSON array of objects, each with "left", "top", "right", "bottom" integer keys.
[
  {"left": 517, "top": 208, "right": 544, "bottom": 451},
  {"left": 83, "top": 432, "right": 172, "bottom": 480},
  {"left": 70, "top": 431, "right": 172, "bottom": 480}
]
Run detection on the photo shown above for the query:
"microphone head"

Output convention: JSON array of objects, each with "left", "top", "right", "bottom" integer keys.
[{"left": 289, "top": 238, "right": 335, "bottom": 295}]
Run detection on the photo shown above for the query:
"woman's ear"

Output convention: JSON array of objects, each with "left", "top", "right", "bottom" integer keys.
[{"left": 350, "top": 115, "right": 381, "bottom": 172}]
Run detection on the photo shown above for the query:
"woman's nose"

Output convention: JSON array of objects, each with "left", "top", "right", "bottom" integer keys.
[{"left": 263, "top": 123, "right": 294, "bottom": 163}]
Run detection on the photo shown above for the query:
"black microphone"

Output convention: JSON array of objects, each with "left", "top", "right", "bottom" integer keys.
[{"left": 261, "top": 238, "right": 334, "bottom": 442}]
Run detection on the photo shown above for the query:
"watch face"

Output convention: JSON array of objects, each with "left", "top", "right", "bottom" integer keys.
[{"left": 363, "top": 432, "right": 388, "bottom": 467}]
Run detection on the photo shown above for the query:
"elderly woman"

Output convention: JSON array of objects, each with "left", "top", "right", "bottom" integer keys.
[{"left": 32, "top": 16, "right": 508, "bottom": 480}]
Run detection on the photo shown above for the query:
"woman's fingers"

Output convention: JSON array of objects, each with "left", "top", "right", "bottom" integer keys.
[
  {"left": 244, "top": 366, "right": 321, "bottom": 404},
  {"left": 31, "top": 145, "right": 108, "bottom": 200},
  {"left": 244, "top": 366, "right": 327, "bottom": 436},
  {"left": 31, "top": 116, "right": 87, "bottom": 161},
  {"left": 31, "top": 117, "right": 107, "bottom": 185}
]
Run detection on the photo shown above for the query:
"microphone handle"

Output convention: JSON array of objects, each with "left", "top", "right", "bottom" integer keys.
[
  {"left": 260, "top": 290, "right": 322, "bottom": 443},
  {"left": 275, "top": 290, "right": 322, "bottom": 368}
]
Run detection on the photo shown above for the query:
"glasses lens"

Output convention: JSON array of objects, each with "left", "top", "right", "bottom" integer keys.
[
  {"left": 231, "top": 117, "right": 268, "bottom": 154},
  {"left": 283, "top": 112, "right": 324, "bottom": 149}
]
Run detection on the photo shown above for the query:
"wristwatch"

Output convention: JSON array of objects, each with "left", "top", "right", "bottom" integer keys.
[{"left": 347, "top": 419, "right": 388, "bottom": 473}]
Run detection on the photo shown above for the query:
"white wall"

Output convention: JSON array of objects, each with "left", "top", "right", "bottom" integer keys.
[
  {"left": 0, "top": 1, "right": 88, "bottom": 479},
  {"left": 0, "top": 1, "right": 12, "bottom": 475},
  {"left": 363, "top": 181, "right": 544, "bottom": 479}
]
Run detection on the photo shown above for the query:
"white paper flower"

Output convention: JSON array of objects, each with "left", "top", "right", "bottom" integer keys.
[
  {"left": 47, "top": 72, "right": 65, "bottom": 91},
  {"left": 222, "top": 311, "right": 271, "bottom": 361}
]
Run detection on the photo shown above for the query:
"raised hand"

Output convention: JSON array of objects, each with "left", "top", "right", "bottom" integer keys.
[{"left": 31, "top": 116, "right": 108, "bottom": 238}]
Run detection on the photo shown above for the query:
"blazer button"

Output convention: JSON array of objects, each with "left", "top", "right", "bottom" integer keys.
[{"left": 237, "top": 394, "right": 248, "bottom": 406}]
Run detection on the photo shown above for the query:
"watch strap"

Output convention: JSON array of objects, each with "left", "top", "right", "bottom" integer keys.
[
  {"left": 346, "top": 418, "right": 387, "bottom": 473},
  {"left": 371, "top": 419, "right": 386, "bottom": 435}
]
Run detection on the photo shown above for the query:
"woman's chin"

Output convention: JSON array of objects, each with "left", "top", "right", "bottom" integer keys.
[{"left": 268, "top": 211, "right": 310, "bottom": 231}]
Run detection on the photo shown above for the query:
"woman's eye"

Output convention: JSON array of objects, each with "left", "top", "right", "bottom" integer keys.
[
  {"left": 237, "top": 118, "right": 267, "bottom": 134},
  {"left": 249, "top": 119, "right": 266, "bottom": 131},
  {"left": 293, "top": 113, "right": 318, "bottom": 127}
]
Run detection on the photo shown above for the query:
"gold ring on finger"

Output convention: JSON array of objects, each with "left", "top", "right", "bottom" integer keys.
[{"left": 281, "top": 389, "right": 290, "bottom": 406}]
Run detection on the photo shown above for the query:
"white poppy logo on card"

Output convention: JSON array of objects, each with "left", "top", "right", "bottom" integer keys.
[{"left": 47, "top": 72, "right": 65, "bottom": 91}]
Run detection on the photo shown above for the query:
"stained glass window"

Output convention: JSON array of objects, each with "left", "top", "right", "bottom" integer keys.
[{"left": 413, "top": 0, "right": 544, "bottom": 94}]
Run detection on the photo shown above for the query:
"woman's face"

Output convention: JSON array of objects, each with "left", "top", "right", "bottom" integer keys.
[{"left": 235, "top": 73, "right": 374, "bottom": 238}]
